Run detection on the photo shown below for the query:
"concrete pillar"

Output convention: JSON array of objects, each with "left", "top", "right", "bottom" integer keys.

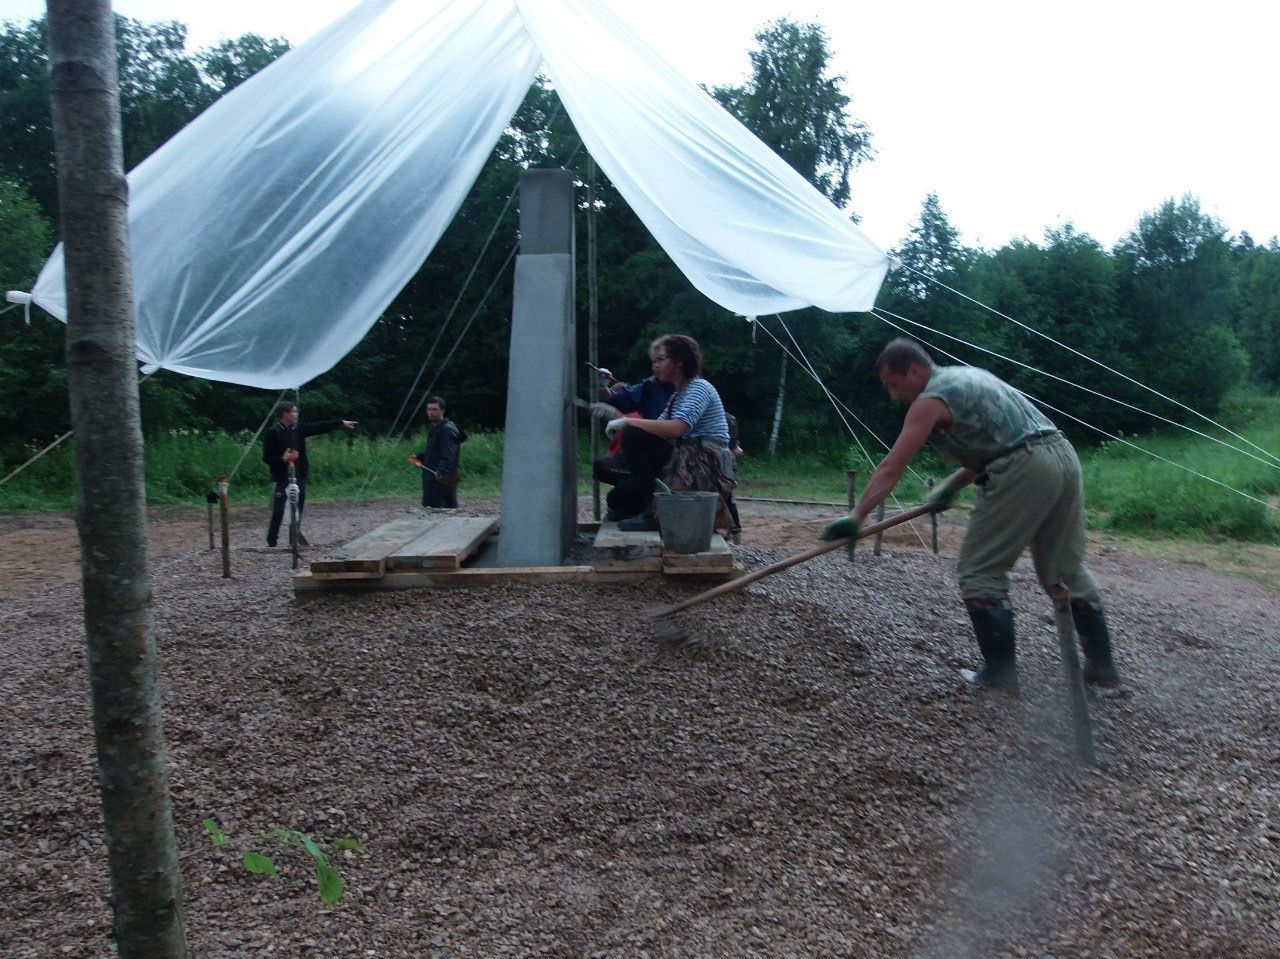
[{"left": 497, "top": 170, "right": 577, "bottom": 566}]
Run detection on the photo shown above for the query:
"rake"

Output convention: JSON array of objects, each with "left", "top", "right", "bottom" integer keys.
[{"left": 649, "top": 502, "right": 936, "bottom": 647}]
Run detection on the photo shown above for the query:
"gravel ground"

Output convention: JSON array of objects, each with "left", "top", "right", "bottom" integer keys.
[{"left": 1, "top": 497, "right": 1277, "bottom": 958}]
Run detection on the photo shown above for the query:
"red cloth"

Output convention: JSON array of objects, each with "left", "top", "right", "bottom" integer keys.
[{"left": 607, "top": 412, "right": 643, "bottom": 455}]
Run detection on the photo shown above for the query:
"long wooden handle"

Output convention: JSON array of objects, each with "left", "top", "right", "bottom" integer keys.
[{"left": 652, "top": 502, "right": 936, "bottom": 619}]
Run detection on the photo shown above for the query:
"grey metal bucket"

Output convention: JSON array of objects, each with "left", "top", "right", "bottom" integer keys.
[{"left": 653, "top": 491, "right": 718, "bottom": 553}]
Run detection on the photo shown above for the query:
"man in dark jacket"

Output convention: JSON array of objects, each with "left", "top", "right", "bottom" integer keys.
[
  {"left": 415, "top": 395, "right": 463, "bottom": 508},
  {"left": 262, "top": 401, "right": 357, "bottom": 547}
]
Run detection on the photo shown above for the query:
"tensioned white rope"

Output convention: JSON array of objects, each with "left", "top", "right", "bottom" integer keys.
[
  {"left": 871, "top": 311, "right": 1278, "bottom": 513},
  {"left": 0, "top": 430, "right": 73, "bottom": 489},
  {"left": 753, "top": 316, "right": 879, "bottom": 466},
  {"left": 750, "top": 315, "right": 932, "bottom": 547},
  {"left": 383, "top": 184, "right": 521, "bottom": 448},
  {"left": 0, "top": 368, "right": 166, "bottom": 493},
  {"left": 382, "top": 100, "right": 575, "bottom": 452},
  {"left": 225, "top": 389, "right": 289, "bottom": 484},
  {"left": 875, "top": 306, "right": 1280, "bottom": 473},
  {"left": 901, "top": 264, "right": 1280, "bottom": 469},
  {"left": 354, "top": 122, "right": 584, "bottom": 503}
]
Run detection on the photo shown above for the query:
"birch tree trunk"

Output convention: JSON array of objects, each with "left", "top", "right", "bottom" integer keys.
[
  {"left": 45, "top": 1, "right": 188, "bottom": 955},
  {"left": 767, "top": 351, "right": 787, "bottom": 458}
]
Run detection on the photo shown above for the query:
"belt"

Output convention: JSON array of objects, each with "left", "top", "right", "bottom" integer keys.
[{"left": 980, "top": 430, "right": 1061, "bottom": 473}]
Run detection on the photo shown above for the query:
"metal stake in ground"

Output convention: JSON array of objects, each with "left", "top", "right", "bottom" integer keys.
[
  {"left": 286, "top": 462, "right": 301, "bottom": 571},
  {"left": 1050, "top": 581, "right": 1097, "bottom": 765},
  {"left": 649, "top": 502, "right": 936, "bottom": 647}
]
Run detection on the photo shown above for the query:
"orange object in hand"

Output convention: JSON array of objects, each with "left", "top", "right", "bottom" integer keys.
[
  {"left": 408, "top": 455, "right": 423, "bottom": 467},
  {"left": 282, "top": 449, "right": 299, "bottom": 465}
]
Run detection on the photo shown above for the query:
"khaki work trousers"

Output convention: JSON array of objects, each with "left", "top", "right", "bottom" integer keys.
[{"left": 956, "top": 433, "right": 1099, "bottom": 603}]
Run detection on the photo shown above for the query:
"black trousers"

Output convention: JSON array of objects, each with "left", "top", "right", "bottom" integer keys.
[
  {"left": 267, "top": 476, "right": 307, "bottom": 546},
  {"left": 422, "top": 475, "right": 458, "bottom": 509},
  {"left": 605, "top": 427, "right": 672, "bottom": 517},
  {"left": 592, "top": 451, "right": 630, "bottom": 487}
]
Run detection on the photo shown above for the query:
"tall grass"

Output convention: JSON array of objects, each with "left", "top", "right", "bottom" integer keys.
[
  {"left": 3, "top": 396, "right": 1278, "bottom": 546},
  {"left": 1080, "top": 394, "right": 1280, "bottom": 543}
]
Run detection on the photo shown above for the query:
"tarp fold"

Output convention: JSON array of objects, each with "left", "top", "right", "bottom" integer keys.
[{"left": 28, "top": 0, "right": 888, "bottom": 388}]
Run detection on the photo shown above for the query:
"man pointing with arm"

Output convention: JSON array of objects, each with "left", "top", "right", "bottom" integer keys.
[{"left": 823, "top": 338, "right": 1120, "bottom": 690}]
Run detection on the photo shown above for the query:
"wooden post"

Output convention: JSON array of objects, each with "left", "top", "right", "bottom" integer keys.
[
  {"left": 206, "top": 491, "right": 217, "bottom": 550},
  {"left": 218, "top": 475, "right": 230, "bottom": 578},
  {"left": 873, "top": 502, "right": 886, "bottom": 556}
]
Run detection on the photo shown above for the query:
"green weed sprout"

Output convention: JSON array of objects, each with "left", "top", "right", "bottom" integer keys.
[{"left": 201, "top": 817, "right": 361, "bottom": 906}]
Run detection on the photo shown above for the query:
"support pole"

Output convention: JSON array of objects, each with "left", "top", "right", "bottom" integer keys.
[
  {"left": 873, "top": 502, "right": 886, "bottom": 556},
  {"left": 587, "top": 156, "right": 600, "bottom": 521},
  {"left": 498, "top": 169, "right": 577, "bottom": 566}
]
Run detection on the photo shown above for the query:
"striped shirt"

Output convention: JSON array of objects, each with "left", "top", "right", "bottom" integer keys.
[{"left": 662, "top": 377, "right": 731, "bottom": 441}]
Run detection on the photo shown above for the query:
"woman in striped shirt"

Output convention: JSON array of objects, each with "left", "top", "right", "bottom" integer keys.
[{"left": 606, "top": 333, "right": 731, "bottom": 530}]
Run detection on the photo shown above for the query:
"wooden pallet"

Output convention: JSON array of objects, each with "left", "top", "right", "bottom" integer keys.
[
  {"left": 294, "top": 514, "right": 742, "bottom": 594},
  {"left": 306, "top": 516, "right": 497, "bottom": 579},
  {"left": 591, "top": 521, "right": 740, "bottom": 578}
]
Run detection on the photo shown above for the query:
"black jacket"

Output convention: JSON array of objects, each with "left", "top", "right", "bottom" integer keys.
[
  {"left": 262, "top": 419, "right": 342, "bottom": 483},
  {"left": 417, "top": 418, "right": 462, "bottom": 477}
]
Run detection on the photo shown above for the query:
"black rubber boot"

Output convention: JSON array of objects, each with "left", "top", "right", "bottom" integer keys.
[
  {"left": 1071, "top": 598, "right": 1121, "bottom": 687},
  {"left": 962, "top": 599, "right": 1019, "bottom": 689}
]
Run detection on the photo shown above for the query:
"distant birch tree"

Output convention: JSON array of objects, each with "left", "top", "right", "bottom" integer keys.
[
  {"left": 714, "top": 19, "right": 874, "bottom": 454},
  {"left": 45, "top": 1, "right": 187, "bottom": 955}
]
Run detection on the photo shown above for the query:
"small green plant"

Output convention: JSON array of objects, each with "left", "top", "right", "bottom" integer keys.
[{"left": 202, "top": 817, "right": 361, "bottom": 905}]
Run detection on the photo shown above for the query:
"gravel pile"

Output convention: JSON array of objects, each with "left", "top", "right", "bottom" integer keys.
[{"left": 2, "top": 498, "right": 1277, "bottom": 958}]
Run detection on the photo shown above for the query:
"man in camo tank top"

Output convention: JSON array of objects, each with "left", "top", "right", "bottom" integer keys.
[{"left": 822, "top": 338, "right": 1120, "bottom": 691}]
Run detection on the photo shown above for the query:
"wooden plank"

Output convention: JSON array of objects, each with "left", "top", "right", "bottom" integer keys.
[
  {"left": 387, "top": 517, "right": 498, "bottom": 571},
  {"left": 309, "top": 517, "right": 437, "bottom": 575},
  {"left": 662, "top": 561, "right": 747, "bottom": 581},
  {"left": 592, "top": 556, "right": 663, "bottom": 573},
  {"left": 591, "top": 523, "right": 664, "bottom": 563},
  {"left": 662, "top": 535, "right": 732, "bottom": 568},
  {"left": 294, "top": 564, "right": 601, "bottom": 594}
]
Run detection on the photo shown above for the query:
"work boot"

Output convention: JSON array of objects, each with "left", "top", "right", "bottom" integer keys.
[
  {"left": 1071, "top": 597, "right": 1121, "bottom": 687},
  {"left": 961, "top": 599, "right": 1019, "bottom": 690}
]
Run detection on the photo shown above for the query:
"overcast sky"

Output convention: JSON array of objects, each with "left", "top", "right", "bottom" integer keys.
[{"left": 3, "top": 0, "right": 1276, "bottom": 252}]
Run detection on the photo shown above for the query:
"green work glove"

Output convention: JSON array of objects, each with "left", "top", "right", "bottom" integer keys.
[
  {"left": 820, "top": 516, "right": 861, "bottom": 562},
  {"left": 926, "top": 475, "right": 965, "bottom": 513}
]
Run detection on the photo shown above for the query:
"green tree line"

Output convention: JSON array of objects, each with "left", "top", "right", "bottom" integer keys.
[{"left": 3, "top": 14, "right": 1279, "bottom": 477}]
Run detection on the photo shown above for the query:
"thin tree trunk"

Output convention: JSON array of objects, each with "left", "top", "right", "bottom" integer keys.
[
  {"left": 767, "top": 351, "right": 787, "bottom": 457},
  {"left": 45, "top": 2, "right": 188, "bottom": 955}
]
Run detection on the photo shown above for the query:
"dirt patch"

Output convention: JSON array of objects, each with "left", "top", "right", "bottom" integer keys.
[{"left": 2, "top": 497, "right": 1277, "bottom": 957}]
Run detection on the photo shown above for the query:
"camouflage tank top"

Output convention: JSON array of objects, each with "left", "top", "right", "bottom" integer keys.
[{"left": 921, "top": 366, "right": 1057, "bottom": 470}]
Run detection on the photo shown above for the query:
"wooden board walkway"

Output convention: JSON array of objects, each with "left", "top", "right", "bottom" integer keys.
[{"left": 294, "top": 514, "right": 743, "bottom": 594}]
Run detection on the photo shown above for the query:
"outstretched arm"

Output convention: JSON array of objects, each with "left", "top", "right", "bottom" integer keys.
[{"left": 852, "top": 397, "right": 949, "bottom": 522}]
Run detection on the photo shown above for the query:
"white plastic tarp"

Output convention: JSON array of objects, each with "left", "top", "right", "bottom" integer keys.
[{"left": 28, "top": 0, "right": 890, "bottom": 389}]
